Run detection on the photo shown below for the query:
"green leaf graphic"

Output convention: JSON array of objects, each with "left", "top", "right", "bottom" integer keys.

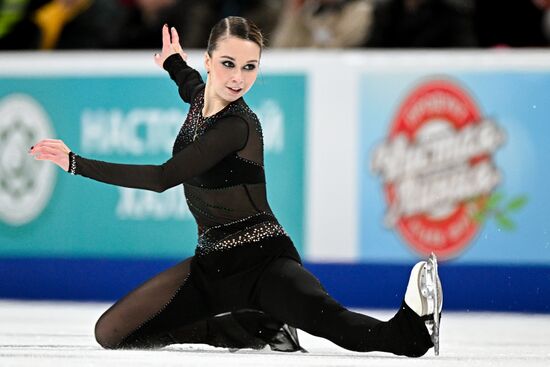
[
  {"left": 495, "top": 213, "right": 515, "bottom": 231},
  {"left": 506, "top": 196, "right": 528, "bottom": 212},
  {"left": 470, "top": 192, "right": 527, "bottom": 231}
]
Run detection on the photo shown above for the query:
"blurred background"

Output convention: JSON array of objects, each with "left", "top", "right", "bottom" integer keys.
[
  {"left": 3, "top": 0, "right": 550, "bottom": 50},
  {"left": 1, "top": 0, "right": 549, "bottom": 314}
]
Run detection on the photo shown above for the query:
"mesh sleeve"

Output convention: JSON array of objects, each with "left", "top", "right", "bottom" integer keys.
[{"left": 73, "top": 116, "right": 248, "bottom": 192}]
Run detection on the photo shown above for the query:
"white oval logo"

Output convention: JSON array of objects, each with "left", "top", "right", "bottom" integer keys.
[{"left": 0, "top": 94, "right": 56, "bottom": 226}]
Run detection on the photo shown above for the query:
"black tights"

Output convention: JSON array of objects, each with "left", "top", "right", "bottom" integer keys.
[{"left": 94, "top": 256, "right": 432, "bottom": 356}]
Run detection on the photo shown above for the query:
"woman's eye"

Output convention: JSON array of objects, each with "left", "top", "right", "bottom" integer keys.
[
  {"left": 222, "top": 61, "right": 234, "bottom": 68},
  {"left": 244, "top": 64, "right": 256, "bottom": 71}
]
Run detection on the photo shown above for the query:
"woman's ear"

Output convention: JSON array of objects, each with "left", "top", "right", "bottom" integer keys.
[{"left": 204, "top": 52, "right": 211, "bottom": 74}]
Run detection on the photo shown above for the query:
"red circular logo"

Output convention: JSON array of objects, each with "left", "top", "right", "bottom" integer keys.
[{"left": 371, "top": 80, "right": 504, "bottom": 259}]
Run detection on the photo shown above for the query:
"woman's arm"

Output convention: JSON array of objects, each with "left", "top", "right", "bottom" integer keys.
[
  {"left": 29, "top": 116, "right": 248, "bottom": 192},
  {"left": 163, "top": 54, "right": 204, "bottom": 104},
  {"left": 154, "top": 25, "right": 203, "bottom": 104}
]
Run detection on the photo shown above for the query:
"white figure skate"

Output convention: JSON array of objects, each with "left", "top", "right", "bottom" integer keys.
[{"left": 404, "top": 252, "right": 443, "bottom": 356}]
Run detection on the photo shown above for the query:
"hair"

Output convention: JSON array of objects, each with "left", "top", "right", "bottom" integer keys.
[{"left": 206, "top": 16, "right": 264, "bottom": 56}]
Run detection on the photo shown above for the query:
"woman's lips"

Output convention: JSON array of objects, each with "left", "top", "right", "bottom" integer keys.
[{"left": 227, "top": 86, "right": 242, "bottom": 95}]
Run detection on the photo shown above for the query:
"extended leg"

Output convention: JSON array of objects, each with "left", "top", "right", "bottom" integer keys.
[{"left": 256, "top": 257, "right": 433, "bottom": 356}]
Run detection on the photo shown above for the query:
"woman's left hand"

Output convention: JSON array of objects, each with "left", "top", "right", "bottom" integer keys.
[
  {"left": 28, "top": 139, "right": 72, "bottom": 172},
  {"left": 154, "top": 24, "right": 187, "bottom": 68}
]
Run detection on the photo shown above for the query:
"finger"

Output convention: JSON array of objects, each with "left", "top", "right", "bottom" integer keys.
[
  {"left": 34, "top": 154, "right": 56, "bottom": 160},
  {"left": 33, "top": 139, "right": 64, "bottom": 150},
  {"left": 170, "top": 27, "right": 186, "bottom": 57},
  {"left": 170, "top": 27, "right": 178, "bottom": 43},
  {"left": 33, "top": 146, "right": 66, "bottom": 157},
  {"left": 172, "top": 42, "right": 182, "bottom": 55},
  {"left": 30, "top": 139, "right": 46, "bottom": 149},
  {"left": 35, "top": 141, "right": 66, "bottom": 152},
  {"left": 31, "top": 149, "right": 53, "bottom": 159},
  {"left": 171, "top": 27, "right": 180, "bottom": 49},
  {"left": 32, "top": 146, "right": 59, "bottom": 156},
  {"left": 37, "top": 141, "right": 62, "bottom": 147},
  {"left": 30, "top": 142, "right": 45, "bottom": 151},
  {"left": 41, "top": 138, "right": 63, "bottom": 143},
  {"left": 162, "top": 24, "right": 171, "bottom": 52},
  {"left": 172, "top": 43, "right": 185, "bottom": 58},
  {"left": 154, "top": 53, "right": 162, "bottom": 66},
  {"left": 43, "top": 141, "right": 70, "bottom": 152}
]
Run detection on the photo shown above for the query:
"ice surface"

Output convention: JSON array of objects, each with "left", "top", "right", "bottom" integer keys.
[{"left": 1, "top": 300, "right": 549, "bottom": 367}]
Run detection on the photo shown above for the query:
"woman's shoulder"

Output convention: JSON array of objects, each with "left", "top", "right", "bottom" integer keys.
[
  {"left": 189, "top": 84, "right": 206, "bottom": 107},
  {"left": 221, "top": 98, "right": 260, "bottom": 125}
]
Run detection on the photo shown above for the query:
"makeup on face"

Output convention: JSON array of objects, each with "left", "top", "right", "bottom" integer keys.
[{"left": 206, "top": 37, "right": 260, "bottom": 102}]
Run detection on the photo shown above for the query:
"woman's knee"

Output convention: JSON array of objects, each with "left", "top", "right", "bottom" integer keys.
[{"left": 94, "top": 313, "right": 123, "bottom": 349}]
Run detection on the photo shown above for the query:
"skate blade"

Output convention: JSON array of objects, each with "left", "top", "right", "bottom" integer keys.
[{"left": 425, "top": 252, "right": 441, "bottom": 356}]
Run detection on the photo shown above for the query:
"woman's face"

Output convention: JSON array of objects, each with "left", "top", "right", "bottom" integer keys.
[{"left": 205, "top": 36, "right": 260, "bottom": 103}]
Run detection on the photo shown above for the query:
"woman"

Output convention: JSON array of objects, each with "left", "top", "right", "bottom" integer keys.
[{"left": 29, "top": 16, "right": 442, "bottom": 356}]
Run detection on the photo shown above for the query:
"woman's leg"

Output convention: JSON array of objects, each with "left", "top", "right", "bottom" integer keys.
[
  {"left": 255, "top": 257, "right": 433, "bottom": 357},
  {"left": 94, "top": 257, "right": 212, "bottom": 349},
  {"left": 94, "top": 256, "right": 305, "bottom": 351}
]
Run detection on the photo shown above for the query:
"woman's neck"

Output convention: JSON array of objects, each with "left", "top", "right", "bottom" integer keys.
[{"left": 202, "top": 83, "right": 229, "bottom": 118}]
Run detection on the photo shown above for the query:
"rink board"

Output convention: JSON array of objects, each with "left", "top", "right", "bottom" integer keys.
[
  {"left": 0, "top": 51, "right": 549, "bottom": 312},
  {"left": 0, "top": 257, "right": 549, "bottom": 312},
  {"left": 0, "top": 72, "right": 306, "bottom": 258}
]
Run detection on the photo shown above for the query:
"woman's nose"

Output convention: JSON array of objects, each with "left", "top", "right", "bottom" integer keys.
[{"left": 231, "top": 69, "right": 243, "bottom": 84}]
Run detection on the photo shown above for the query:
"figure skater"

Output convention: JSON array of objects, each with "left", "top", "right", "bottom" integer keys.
[{"left": 29, "top": 16, "right": 442, "bottom": 356}]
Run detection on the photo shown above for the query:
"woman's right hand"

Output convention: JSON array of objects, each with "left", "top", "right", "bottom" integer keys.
[
  {"left": 154, "top": 24, "right": 187, "bottom": 68},
  {"left": 28, "top": 139, "right": 71, "bottom": 172}
]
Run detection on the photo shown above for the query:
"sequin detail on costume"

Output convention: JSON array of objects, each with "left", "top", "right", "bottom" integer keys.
[
  {"left": 68, "top": 152, "right": 77, "bottom": 175},
  {"left": 196, "top": 220, "right": 287, "bottom": 256},
  {"left": 172, "top": 89, "right": 207, "bottom": 155},
  {"left": 172, "top": 88, "right": 264, "bottom": 159}
]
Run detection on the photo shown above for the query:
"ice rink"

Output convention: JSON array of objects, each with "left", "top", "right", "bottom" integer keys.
[{"left": 1, "top": 301, "right": 549, "bottom": 367}]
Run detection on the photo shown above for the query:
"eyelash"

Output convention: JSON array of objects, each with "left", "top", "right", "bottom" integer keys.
[{"left": 221, "top": 61, "right": 256, "bottom": 71}]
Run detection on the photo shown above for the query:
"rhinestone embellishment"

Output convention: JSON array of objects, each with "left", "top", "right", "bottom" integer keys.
[
  {"left": 172, "top": 88, "right": 264, "bottom": 157},
  {"left": 196, "top": 220, "right": 287, "bottom": 256},
  {"left": 68, "top": 152, "right": 77, "bottom": 175}
]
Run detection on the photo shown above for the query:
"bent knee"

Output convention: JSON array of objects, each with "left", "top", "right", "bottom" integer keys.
[{"left": 94, "top": 317, "right": 124, "bottom": 349}]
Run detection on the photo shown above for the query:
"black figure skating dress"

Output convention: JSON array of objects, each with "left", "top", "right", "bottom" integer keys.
[{"left": 72, "top": 54, "right": 433, "bottom": 357}]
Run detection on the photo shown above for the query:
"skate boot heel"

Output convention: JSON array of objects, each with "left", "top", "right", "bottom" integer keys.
[{"left": 404, "top": 252, "right": 443, "bottom": 356}]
